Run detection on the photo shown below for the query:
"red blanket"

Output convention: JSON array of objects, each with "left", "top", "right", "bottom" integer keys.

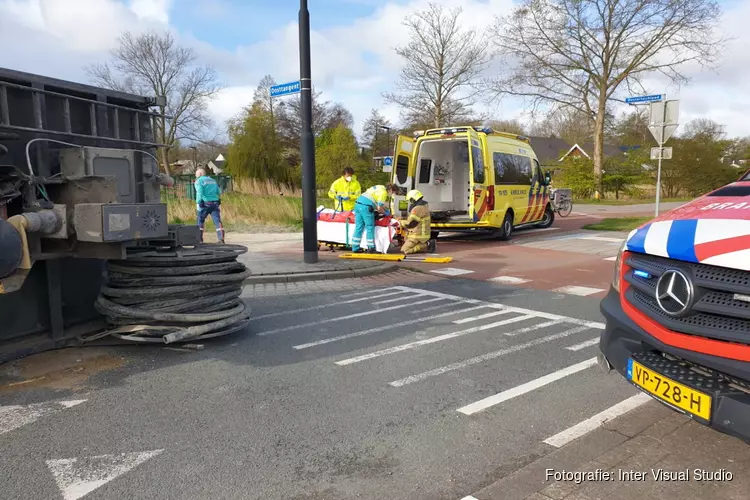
[{"left": 317, "top": 210, "right": 393, "bottom": 227}]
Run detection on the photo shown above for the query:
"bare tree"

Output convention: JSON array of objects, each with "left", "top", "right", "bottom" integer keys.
[
  {"left": 85, "top": 30, "right": 222, "bottom": 175},
  {"left": 530, "top": 108, "right": 597, "bottom": 144},
  {"left": 487, "top": 0, "right": 726, "bottom": 198},
  {"left": 683, "top": 118, "right": 726, "bottom": 141},
  {"left": 383, "top": 3, "right": 488, "bottom": 128}
]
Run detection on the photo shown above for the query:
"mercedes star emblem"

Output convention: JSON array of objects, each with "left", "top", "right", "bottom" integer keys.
[{"left": 655, "top": 269, "right": 694, "bottom": 317}]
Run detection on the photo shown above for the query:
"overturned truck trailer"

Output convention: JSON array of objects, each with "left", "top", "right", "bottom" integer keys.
[{"left": 0, "top": 68, "right": 251, "bottom": 363}]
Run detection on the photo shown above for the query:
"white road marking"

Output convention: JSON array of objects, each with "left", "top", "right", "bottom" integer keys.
[
  {"left": 372, "top": 294, "right": 416, "bottom": 305},
  {"left": 0, "top": 400, "right": 86, "bottom": 436},
  {"left": 603, "top": 256, "right": 617, "bottom": 261},
  {"left": 390, "top": 325, "right": 592, "bottom": 387},
  {"left": 460, "top": 496, "right": 479, "bottom": 500},
  {"left": 392, "top": 286, "right": 605, "bottom": 329},
  {"left": 250, "top": 290, "right": 408, "bottom": 320},
  {"left": 453, "top": 310, "right": 512, "bottom": 324},
  {"left": 566, "top": 337, "right": 600, "bottom": 351},
  {"left": 256, "top": 297, "right": 445, "bottom": 336},
  {"left": 581, "top": 236, "right": 624, "bottom": 243},
  {"left": 457, "top": 358, "right": 598, "bottom": 415},
  {"left": 342, "top": 287, "right": 398, "bottom": 298},
  {"left": 292, "top": 304, "right": 487, "bottom": 349},
  {"left": 336, "top": 314, "right": 537, "bottom": 366},
  {"left": 489, "top": 276, "right": 531, "bottom": 285},
  {"left": 522, "top": 227, "right": 560, "bottom": 233},
  {"left": 431, "top": 267, "right": 475, "bottom": 276},
  {"left": 47, "top": 450, "right": 164, "bottom": 500},
  {"left": 503, "top": 320, "right": 563, "bottom": 336},
  {"left": 542, "top": 393, "right": 652, "bottom": 448},
  {"left": 552, "top": 285, "right": 606, "bottom": 297}
]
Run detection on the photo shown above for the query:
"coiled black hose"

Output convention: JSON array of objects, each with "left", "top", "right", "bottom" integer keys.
[{"left": 93, "top": 244, "right": 252, "bottom": 344}]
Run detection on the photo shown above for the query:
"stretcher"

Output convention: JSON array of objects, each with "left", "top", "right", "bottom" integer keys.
[
  {"left": 338, "top": 253, "right": 453, "bottom": 263},
  {"left": 316, "top": 207, "right": 396, "bottom": 253}
]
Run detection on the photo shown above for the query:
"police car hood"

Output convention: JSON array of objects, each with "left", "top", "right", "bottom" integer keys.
[{"left": 625, "top": 182, "right": 750, "bottom": 271}]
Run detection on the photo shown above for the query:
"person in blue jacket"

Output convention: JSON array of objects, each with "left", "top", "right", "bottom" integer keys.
[
  {"left": 194, "top": 168, "right": 224, "bottom": 243},
  {"left": 351, "top": 183, "right": 398, "bottom": 253}
]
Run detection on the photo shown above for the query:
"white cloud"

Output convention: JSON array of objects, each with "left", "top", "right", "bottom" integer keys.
[{"left": 1, "top": 0, "right": 750, "bottom": 145}]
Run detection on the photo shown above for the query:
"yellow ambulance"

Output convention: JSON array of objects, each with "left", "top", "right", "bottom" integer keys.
[{"left": 389, "top": 126, "right": 554, "bottom": 240}]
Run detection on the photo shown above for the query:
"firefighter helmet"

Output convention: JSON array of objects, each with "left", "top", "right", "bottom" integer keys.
[{"left": 406, "top": 189, "right": 423, "bottom": 202}]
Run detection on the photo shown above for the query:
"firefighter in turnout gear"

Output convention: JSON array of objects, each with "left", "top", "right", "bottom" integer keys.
[
  {"left": 352, "top": 183, "right": 398, "bottom": 253},
  {"left": 400, "top": 190, "right": 436, "bottom": 254}
]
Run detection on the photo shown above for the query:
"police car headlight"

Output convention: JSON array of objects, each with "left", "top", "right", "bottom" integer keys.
[{"left": 612, "top": 241, "right": 627, "bottom": 292}]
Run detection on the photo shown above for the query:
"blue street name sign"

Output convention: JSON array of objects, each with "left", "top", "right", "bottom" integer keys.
[
  {"left": 270, "top": 81, "right": 301, "bottom": 97},
  {"left": 625, "top": 94, "right": 662, "bottom": 104},
  {"left": 383, "top": 156, "right": 393, "bottom": 167}
]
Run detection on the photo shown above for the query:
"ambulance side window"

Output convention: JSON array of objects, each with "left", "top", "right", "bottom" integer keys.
[
  {"left": 472, "top": 146, "right": 485, "bottom": 184},
  {"left": 517, "top": 156, "right": 532, "bottom": 184},
  {"left": 493, "top": 152, "right": 519, "bottom": 184}
]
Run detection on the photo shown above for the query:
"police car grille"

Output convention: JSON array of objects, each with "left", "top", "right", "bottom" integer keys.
[{"left": 625, "top": 253, "right": 750, "bottom": 344}]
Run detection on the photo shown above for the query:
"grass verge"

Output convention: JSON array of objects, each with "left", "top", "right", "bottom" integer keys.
[
  {"left": 163, "top": 191, "right": 338, "bottom": 232},
  {"left": 574, "top": 197, "right": 691, "bottom": 205},
  {"left": 582, "top": 217, "right": 652, "bottom": 232}
]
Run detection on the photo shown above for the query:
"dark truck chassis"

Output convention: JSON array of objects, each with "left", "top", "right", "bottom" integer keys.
[{"left": 0, "top": 68, "right": 250, "bottom": 363}]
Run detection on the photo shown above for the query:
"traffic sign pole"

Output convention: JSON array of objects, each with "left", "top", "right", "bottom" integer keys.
[
  {"left": 628, "top": 93, "right": 679, "bottom": 218},
  {"left": 299, "top": 0, "right": 317, "bottom": 263}
]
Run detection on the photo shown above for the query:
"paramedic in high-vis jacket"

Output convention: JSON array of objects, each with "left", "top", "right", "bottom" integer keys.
[
  {"left": 195, "top": 168, "right": 225, "bottom": 243},
  {"left": 400, "top": 190, "right": 436, "bottom": 254},
  {"left": 351, "top": 183, "right": 398, "bottom": 253},
  {"left": 328, "top": 167, "right": 361, "bottom": 212}
]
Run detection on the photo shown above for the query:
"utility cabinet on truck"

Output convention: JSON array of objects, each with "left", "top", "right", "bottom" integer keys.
[{"left": 0, "top": 68, "right": 195, "bottom": 362}]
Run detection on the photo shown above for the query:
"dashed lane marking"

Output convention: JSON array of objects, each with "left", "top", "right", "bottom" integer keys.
[
  {"left": 603, "top": 256, "right": 618, "bottom": 261},
  {"left": 292, "top": 304, "right": 486, "bottom": 350},
  {"left": 489, "top": 276, "right": 531, "bottom": 285},
  {"left": 255, "top": 297, "right": 445, "bottom": 336},
  {"left": 47, "top": 450, "right": 164, "bottom": 500},
  {"left": 456, "top": 357, "right": 598, "bottom": 415},
  {"left": 0, "top": 400, "right": 87, "bottom": 436},
  {"left": 250, "top": 289, "right": 406, "bottom": 320},
  {"left": 542, "top": 393, "right": 652, "bottom": 447},
  {"left": 503, "top": 320, "right": 563, "bottom": 337},
  {"left": 430, "top": 267, "right": 475, "bottom": 276},
  {"left": 389, "top": 325, "right": 594, "bottom": 387},
  {"left": 336, "top": 313, "right": 536, "bottom": 366},
  {"left": 552, "top": 285, "right": 606, "bottom": 297},
  {"left": 566, "top": 337, "right": 600, "bottom": 351}
]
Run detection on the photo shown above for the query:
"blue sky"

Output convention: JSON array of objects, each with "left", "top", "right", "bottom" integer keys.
[{"left": 1, "top": 0, "right": 749, "bottom": 142}]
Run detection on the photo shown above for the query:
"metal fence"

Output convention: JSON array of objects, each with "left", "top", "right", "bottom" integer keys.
[{"left": 162, "top": 174, "right": 234, "bottom": 201}]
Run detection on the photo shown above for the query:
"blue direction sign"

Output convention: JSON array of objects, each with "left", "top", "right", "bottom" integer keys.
[
  {"left": 625, "top": 94, "right": 662, "bottom": 104},
  {"left": 383, "top": 156, "right": 393, "bottom": 167},
  {"left": 270, "top": 81, "right": 301, "bottom": 97}
]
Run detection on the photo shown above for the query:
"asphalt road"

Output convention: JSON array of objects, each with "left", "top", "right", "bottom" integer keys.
[{"left": 0, "top": 278, "right": 645, "bottom": 500}]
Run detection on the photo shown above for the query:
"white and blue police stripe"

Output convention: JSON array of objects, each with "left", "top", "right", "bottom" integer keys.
[{"left": 626, "top": 218, "right": 750, "bottom": 269}]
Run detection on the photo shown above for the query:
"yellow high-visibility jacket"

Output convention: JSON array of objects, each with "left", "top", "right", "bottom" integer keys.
[
  {"left": 328, "top": 175, "right": 362, "bottom": 211},
  {"left": 362, "top": 185, "right": 389, "bottom": 206}
]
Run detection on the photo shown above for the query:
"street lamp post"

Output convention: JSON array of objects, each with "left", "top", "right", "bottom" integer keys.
[
  {"left": 299, "top": 0, "right": 318, "bottom": 263},
  {"left": 379, "top": 125, "right": 391, "bottom": 163}
]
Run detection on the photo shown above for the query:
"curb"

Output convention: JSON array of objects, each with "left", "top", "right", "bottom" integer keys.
[
  {"left": 463, "top": 400, "right": 672, "bottom": 500},
  {"left": 242, "top": 263, "right": 399, "bottom": 284}
]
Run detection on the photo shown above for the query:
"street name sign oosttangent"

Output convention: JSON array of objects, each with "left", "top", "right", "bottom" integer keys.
[
  {"left": 648, "top": 98, "right": 679, "bottom": 217},
  {"left": 270, "top": 81, "right": 301, "bottom": 97}
]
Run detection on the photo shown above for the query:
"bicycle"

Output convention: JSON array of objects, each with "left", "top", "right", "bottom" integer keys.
[{"left": 549, "top": 187, "right": 573, "bottom": 217}]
